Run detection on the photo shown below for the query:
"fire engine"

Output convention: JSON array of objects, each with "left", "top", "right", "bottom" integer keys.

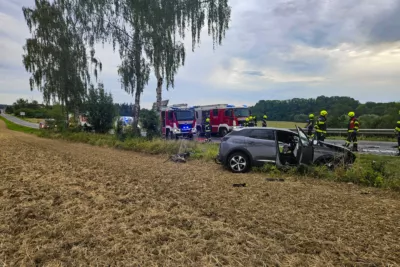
[
  {"left": 160, "top": 104, "right": 197, "bottom": 139},
  {"left": 194, "top": 104, "right": 250, "bottom": 136}
]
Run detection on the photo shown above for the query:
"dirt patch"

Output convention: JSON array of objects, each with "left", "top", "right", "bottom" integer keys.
[{"left": 0, "top": 120, "right": 399, "bottom": 266}]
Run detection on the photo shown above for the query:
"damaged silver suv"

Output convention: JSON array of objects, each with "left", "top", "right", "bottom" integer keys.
[{"left": 216, "top": 126, "right": 356, "bottom": 173}]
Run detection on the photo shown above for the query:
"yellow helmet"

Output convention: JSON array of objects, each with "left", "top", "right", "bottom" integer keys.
[
  {"left": 206, "top": 118, "right": 210, "bottom": 122},
  {"left": 320, "top": 110, "right": 328, "bottom": 116},
  {"left": 309, "top": 114, "right": 314, "bottom": 118},
  {"left": 245, "top": 118, "right": 249, "bottom": 122},
  {"left": 263, "top": 115, "right": 267, "bottom": 119},
  {"left": 348, "top": 111, "right": 355, "bottom": 117}
]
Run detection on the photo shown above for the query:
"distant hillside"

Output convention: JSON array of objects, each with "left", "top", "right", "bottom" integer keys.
[
  {"left": 0, "top": 104, "right": 9, "bottom": 109},
  {"left": 251, "top": 96, "right": 400, "bottom": 129}
]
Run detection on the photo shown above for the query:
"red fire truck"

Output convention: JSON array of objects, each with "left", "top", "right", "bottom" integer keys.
[
  {"left": 194, "top": 104, "right": 250, "bottom": 136},
  {"left": 160, "top": 104, "right": 197, "bottom": 139}
]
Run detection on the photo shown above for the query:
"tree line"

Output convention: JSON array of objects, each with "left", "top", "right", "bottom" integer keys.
[
  {"left": 251, "top": 96, "right": 400, "bottom": 129},
  {"left": 6, "top": 95, "right": 400, "bottom": 131},
  {"left": 21, "top": 0, "right": 230, "bottom": 131}
]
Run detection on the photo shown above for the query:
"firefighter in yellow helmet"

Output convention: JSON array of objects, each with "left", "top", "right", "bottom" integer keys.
[
  {"left": 305, "top": 113, "right": 315, "bottom": 138},
  {"left": 205, "top": 117, "right": 211, "bottom": 141},
  {"left": 248, "top": 116, "right": 254, "bottom": 127},
  {"left": 315, "top": 110, "right": 328, "bottom": 143},
  {"left": 262, "top": 115, "right": 267, "bottom": 127},
  {"left": 244, "top": 117, "right": 250, "bottom": 127},
  {"left": 344, "top": 111, "right": 360, "bottom": 152},
  {"left": 395, "top": 110, "right": 400, "bottom": 156}
]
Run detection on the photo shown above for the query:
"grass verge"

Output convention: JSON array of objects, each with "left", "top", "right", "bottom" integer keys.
[
  {"left": 2, "top": 115, "right": 399, "bottom": 191},
  {"left": 0, "top": 115, "right": 219, "bottom": 161}
]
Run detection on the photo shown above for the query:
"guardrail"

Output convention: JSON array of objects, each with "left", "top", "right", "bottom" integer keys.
[{"left": 290, "top": 128, "right": 395, "bottom": 136}]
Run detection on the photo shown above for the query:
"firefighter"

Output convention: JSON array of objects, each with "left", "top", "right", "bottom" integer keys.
[
  {"left": 253, "top": 115, "right": 258, "bottom": 126},
  {"left": 305, "top": 114, "right": 315, "bottom": 138},
  {"left": 248, "top": 116, "right": 254, "bottom": 127},
  {"left": 205, "top": 117, "right": 211, "bottom": 141},
  {"left": 395, "top": 112, "right": 400, "bottom": 156},
  {"left": 244, "top": 117, "right": 249, "bottom": 127},
  {"left": 262, "top": 115, "right": 267, "bottom": 127},
  {"left": 315, "top": 110, "right": 328, "bottom": 143},
  {"left": 344, "top": 111, "right": 360, "bottom": 152}
]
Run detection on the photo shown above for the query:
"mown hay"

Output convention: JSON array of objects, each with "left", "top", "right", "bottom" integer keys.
[{"left": 1, "top": 120, "right": 400, "bottom": 266}]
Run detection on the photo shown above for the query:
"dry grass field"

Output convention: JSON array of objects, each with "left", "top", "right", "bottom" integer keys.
[{"left": 1, "top": 120, "right": 400, "bottom": 266}]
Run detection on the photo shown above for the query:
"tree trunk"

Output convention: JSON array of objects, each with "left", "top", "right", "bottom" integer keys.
[
  {"left": 155, "top": 68, "right": 163, "bottom": 112},
  {"left": 155, "top": 67, "right": 163, "bottom": 133},
  {"left": 133, "top": 89, "right": 141, "bottom": 133}
]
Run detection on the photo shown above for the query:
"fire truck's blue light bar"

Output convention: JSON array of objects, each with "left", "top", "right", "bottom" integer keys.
[
  {"left": 227, "top": 104, "right": 235, "bottom": 108},
  {"left": 242, "top": 105, "right": 248, "bottom": 108}
]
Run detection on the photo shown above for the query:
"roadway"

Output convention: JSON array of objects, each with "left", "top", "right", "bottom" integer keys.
[{"left": 0, "top": 112, "right": 40, "bottom": 129}]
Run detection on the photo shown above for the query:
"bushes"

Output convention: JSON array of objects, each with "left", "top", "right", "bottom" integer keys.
[{"left": 254, "top": 155, "right": 400, "bottom": 191}]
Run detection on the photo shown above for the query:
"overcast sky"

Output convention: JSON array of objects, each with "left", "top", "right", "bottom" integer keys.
[{"left": 1, "top": 0, "right": 400, "bottom": 108}]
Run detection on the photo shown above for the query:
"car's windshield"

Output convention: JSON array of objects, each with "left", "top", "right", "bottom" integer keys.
[
  {"left": 297, "top": 127, "right": 309, "bottom": 146},
  {"left": 234, "top": 108, "right": 250, "bottom": 117},
  {"left": 175, "top": 110, "right": 194, "bottom": 121}
]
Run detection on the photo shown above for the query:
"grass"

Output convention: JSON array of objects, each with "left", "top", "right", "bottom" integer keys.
[
  {"left": 0, "top": 115, "right": 219, "bottom": 161},
  {"left": 0, "top": 116, "right": 42, "bottom": 135},
  {"left": 260, "top": 120, "right": 397, "bottom": 142},
  {"left": 1, "top": 115, "right": 400, "bottom": 191},
  {"left": 19, "top": 117, "right": 43, "bottom": 123}
]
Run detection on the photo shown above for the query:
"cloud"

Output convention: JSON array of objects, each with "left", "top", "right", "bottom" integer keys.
[{"left": 1, "top": 0, "right": 400, "bottom": 108}]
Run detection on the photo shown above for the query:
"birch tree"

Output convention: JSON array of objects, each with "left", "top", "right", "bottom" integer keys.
[{"left": 60, "top": 0, "right": 231, "bottom": 129}]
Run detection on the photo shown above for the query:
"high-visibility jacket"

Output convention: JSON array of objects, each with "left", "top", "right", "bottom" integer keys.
[
  {"left": 205, "top": 122, "right": 211, "bottom": 133},
  {"left": 262, "top": 119, "right": 267, "bottom": 127},
  {"left": 395, "top": 121, "right": 400, "bottom": 135},
  {"left": 315, "top": 116, "right": 327, "bottom": 133},
  {"left": 348, "top": 117, "right": 360, "bottom": 132},
  {"left": 306, "top": 119, "right": 314, "bottom": 131}
]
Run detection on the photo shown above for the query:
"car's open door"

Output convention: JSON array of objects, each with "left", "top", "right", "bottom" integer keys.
[
  {"left": 295, "top": 125, "right": 314, "bottom": 165},
  {"left": 274, "top": 130, "right": 283, "bottom": 167}
]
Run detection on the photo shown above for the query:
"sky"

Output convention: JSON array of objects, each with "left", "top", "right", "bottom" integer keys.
[{"left": 1, "top": 0, "right": 400, "bottom": 108}]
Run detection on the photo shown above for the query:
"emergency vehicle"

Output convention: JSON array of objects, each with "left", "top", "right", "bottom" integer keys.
[
  {"left": 78, "top": 113, "right": 92, "bottom": 129},
  {"left": 161, "top": 104, "right": 197, "bottom": 139},
  {"left": 194, "top": 104, "right": 250, "bottom": 136}
]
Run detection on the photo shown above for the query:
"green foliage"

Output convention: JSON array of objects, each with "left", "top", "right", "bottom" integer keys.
[
  {"left": 22, "top": 0, "right": 101, "bottom": 115},
  {"left": 5, "top": 106, "right": 14, "bottom": 114},
  {"left": 60, "top": 0, "right": 231, "bottom": 127},
  {"left": 252, "top": 96, "right": 400, "bottom": 128},
  {"left": 139, "top": 109, "right": 160, "bottom": 139},
  {"left": 86, "top": 84, "right": 116, "bottom": 133}
]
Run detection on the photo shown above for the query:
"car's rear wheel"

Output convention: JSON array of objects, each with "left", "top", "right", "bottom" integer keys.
[{"left": 227, "top": 152, "right": 250, "bottom": 173}]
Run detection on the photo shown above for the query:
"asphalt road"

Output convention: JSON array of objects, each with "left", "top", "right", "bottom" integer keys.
[{"left": 0, "top": 112, "right": 40, "bottom": 129}]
